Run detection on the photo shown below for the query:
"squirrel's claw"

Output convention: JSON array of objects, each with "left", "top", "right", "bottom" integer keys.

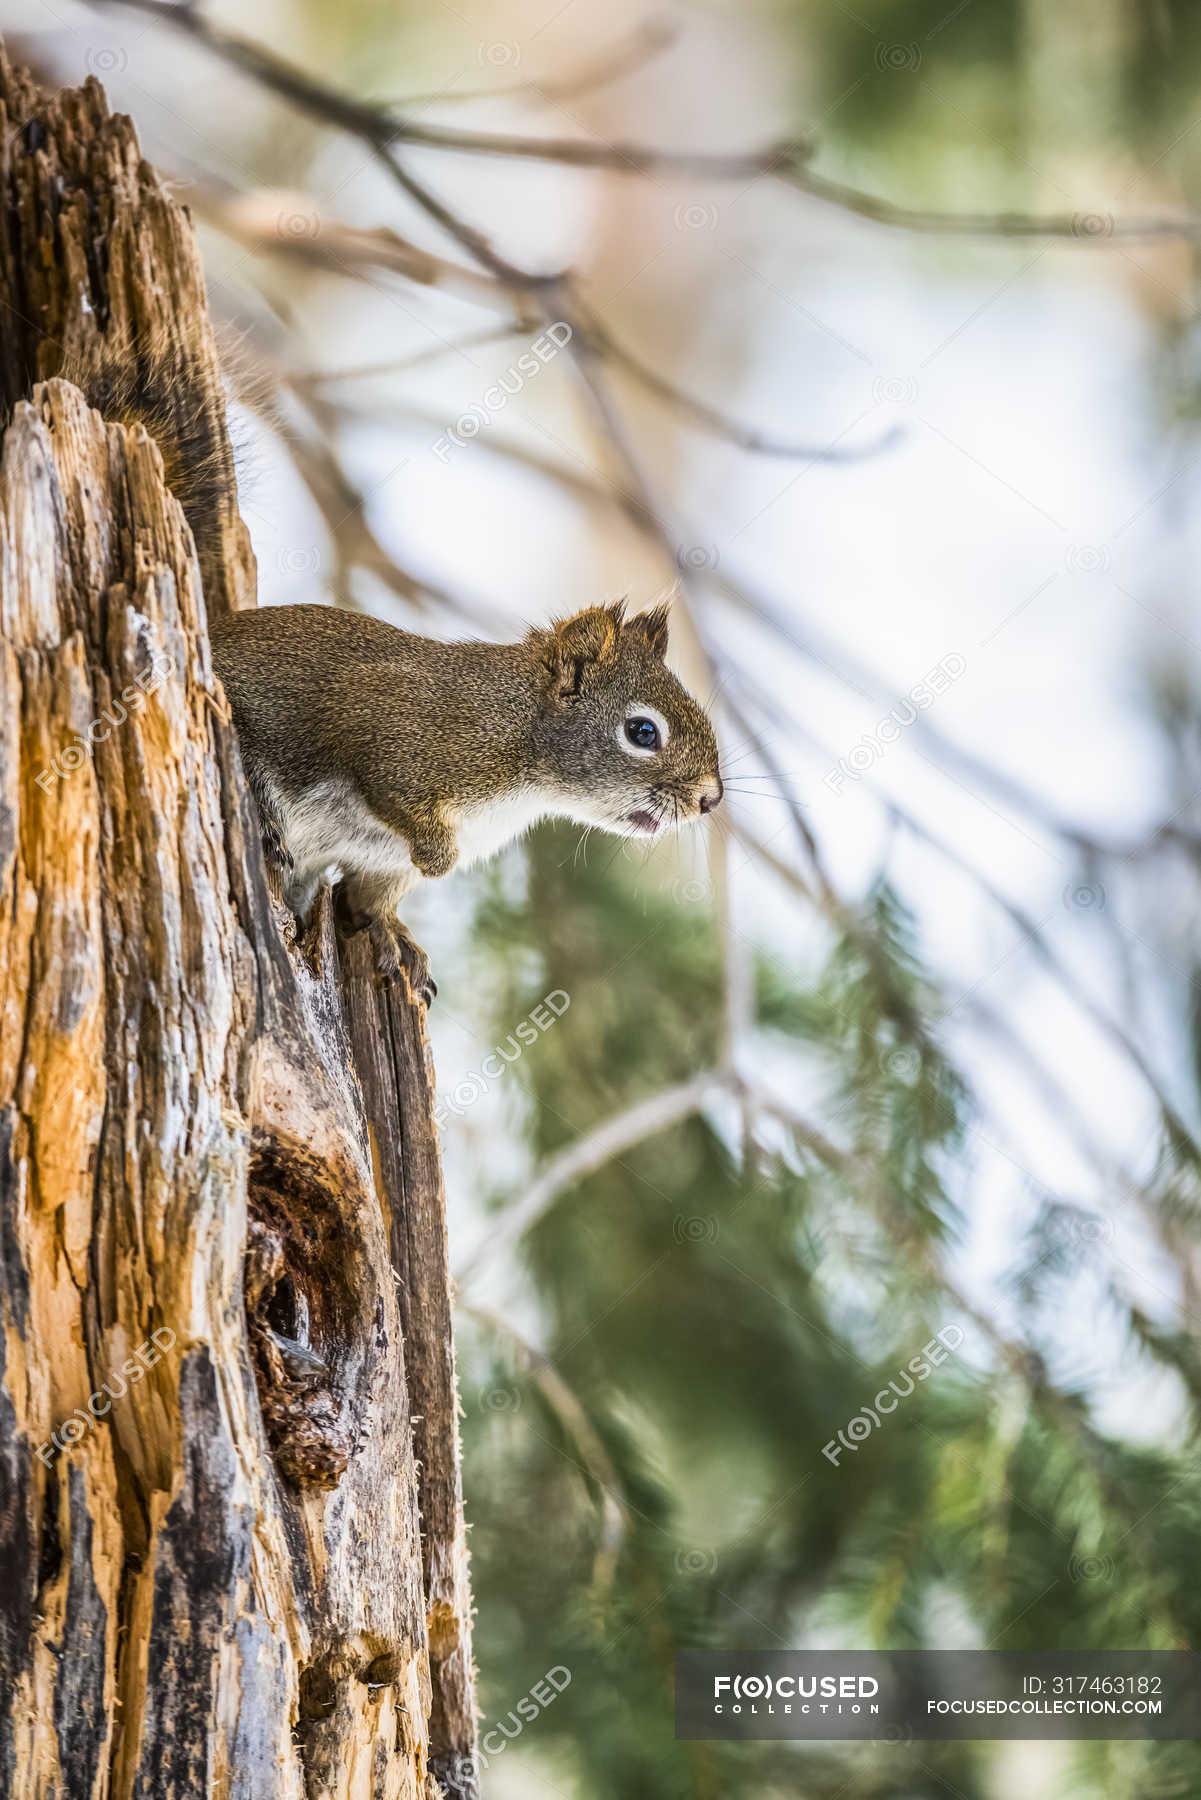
[
  {"left": 333, "top": 887, "right": 436, "bottom": 1006},
  {"left": 369, "top": 918, "right": 437, "bottom": 1008}
]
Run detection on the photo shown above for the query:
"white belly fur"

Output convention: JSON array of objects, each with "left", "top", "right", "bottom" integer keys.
[
  {"left": 453, "top": 787, "right": 568, "bottom": 867},
  {"left": 281, "top": 781, "right": 414, "bottom": 888},
  {"left": 281, "top": 779, "right": 568, "bottom": 885}
]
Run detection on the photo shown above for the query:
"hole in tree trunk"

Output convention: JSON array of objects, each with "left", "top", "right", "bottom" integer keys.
[{"left": 243, "top": 1132, "right": 368, "bottom": 1489}]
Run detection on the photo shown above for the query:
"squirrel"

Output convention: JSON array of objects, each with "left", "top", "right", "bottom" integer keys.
[
  {"left": 208, "top": 599, "right": 723, "bottom": 1003},
  {"left": 18, "top": 336, "right": 723, "bottom": 1002}
]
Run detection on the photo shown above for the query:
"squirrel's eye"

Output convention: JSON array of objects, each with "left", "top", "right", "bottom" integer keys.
[{"left": 625, "top": 717, "right": 660, "bottom": 751}]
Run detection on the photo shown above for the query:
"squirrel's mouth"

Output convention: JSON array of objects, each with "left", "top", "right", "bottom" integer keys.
[{"left": 627, "top": 809, "right": 660, "bottom": 835}]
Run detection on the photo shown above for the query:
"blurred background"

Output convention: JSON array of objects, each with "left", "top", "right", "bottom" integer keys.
[{"left": 7, "top": 0, "right": 1201, "bottom": 1792}]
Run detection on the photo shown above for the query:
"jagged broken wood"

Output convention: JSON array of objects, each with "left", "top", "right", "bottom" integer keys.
[{"left": 0, "top": 49, "right": 477, "bottom": 1800}]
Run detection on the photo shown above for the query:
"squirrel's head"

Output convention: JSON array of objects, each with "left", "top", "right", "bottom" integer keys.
[{"left": 528, "top": 601, "right": 722, "bottom": 837}]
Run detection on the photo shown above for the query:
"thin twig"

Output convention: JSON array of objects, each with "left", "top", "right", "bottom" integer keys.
[
  {"left": 725, "top": 819, "right": 814, "bottom": 905},
  {"left": 286, "top": 324, "right": 528, "bottom": 391},
  {"left": 299, "top": 389, "right": 648, "bottom": 522},
  {"left": 463, "top": 1302, "right": 628, "bottom": 1597},
  {"left": 193, "top": 187, "right": 513, "bottom": 308},
  {"left": 744, "top": 1084, "right": 857, "bottom": 1175},
  {"left": 712, "top": 562, "right": 1201, "bottom": 866},
  {"left": 575, "top": 305, "right": 904, "bottom": 463},
  {"left": 398, "top": 19, "right": 675, "bottom": 111},
  {"left": 228, "top": 343, "right": 491, "bottom": 622}
]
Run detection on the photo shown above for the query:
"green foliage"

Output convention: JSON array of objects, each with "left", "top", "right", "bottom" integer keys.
[{"left": 459, "top": 832, "right": 1201, "bottom": 1798}]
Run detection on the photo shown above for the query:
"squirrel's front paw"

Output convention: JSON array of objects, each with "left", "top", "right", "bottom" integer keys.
[{"left": 369, "top": 918, "right": 437, "bottom": 1007}]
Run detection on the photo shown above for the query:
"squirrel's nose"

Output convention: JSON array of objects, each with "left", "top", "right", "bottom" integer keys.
[{"left": 699, "top": 776, "right": 724, "bottom": 815}]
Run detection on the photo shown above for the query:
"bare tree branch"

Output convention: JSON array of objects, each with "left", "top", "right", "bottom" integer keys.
[
  {"left": 393, "top": 119, "right": 815, "bottom": 184},
  {"left": 454, "top": 1071, "right": 725, "bottom": 1287},
  {"left": 105, "top": 0, "right": 1201, "bottom": 246},
  {"left": 793, "top": 165, "right": 1201, "bottom": 243},
  {"left": 102, "top": 0, "right": 812, "bottom": 193}
]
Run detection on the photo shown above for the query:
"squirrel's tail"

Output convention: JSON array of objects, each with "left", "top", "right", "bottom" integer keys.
[{"left": 14, "top": 329, "right": 254, "bottom": 615}]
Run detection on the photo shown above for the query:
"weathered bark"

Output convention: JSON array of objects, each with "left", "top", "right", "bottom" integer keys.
[
  {"left": 340, "top": 962, "right": 477, "bottom": 1800},
  {"left": 0, "top": 49, "right": 477, "bottom": 1800}
]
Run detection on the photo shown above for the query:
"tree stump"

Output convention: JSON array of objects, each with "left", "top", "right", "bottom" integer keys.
[{"left": 0, "top": 48, "right": 478, "bottom": 1800}]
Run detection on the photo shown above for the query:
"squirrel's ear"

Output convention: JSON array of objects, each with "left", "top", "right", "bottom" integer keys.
[
  {"left": 538, "top": 605, "right": 623, "bottom": 703},
  {"left": 625, "top": 600, "right": 670, "bottom": 660}
]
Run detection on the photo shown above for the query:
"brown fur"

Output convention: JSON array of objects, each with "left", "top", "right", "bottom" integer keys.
[
  {"left": 209, "top": 600, "right": 722, "bottom": 998},
  {"left": 209, "top": 600, "right": 719, "bottom": 842}
]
